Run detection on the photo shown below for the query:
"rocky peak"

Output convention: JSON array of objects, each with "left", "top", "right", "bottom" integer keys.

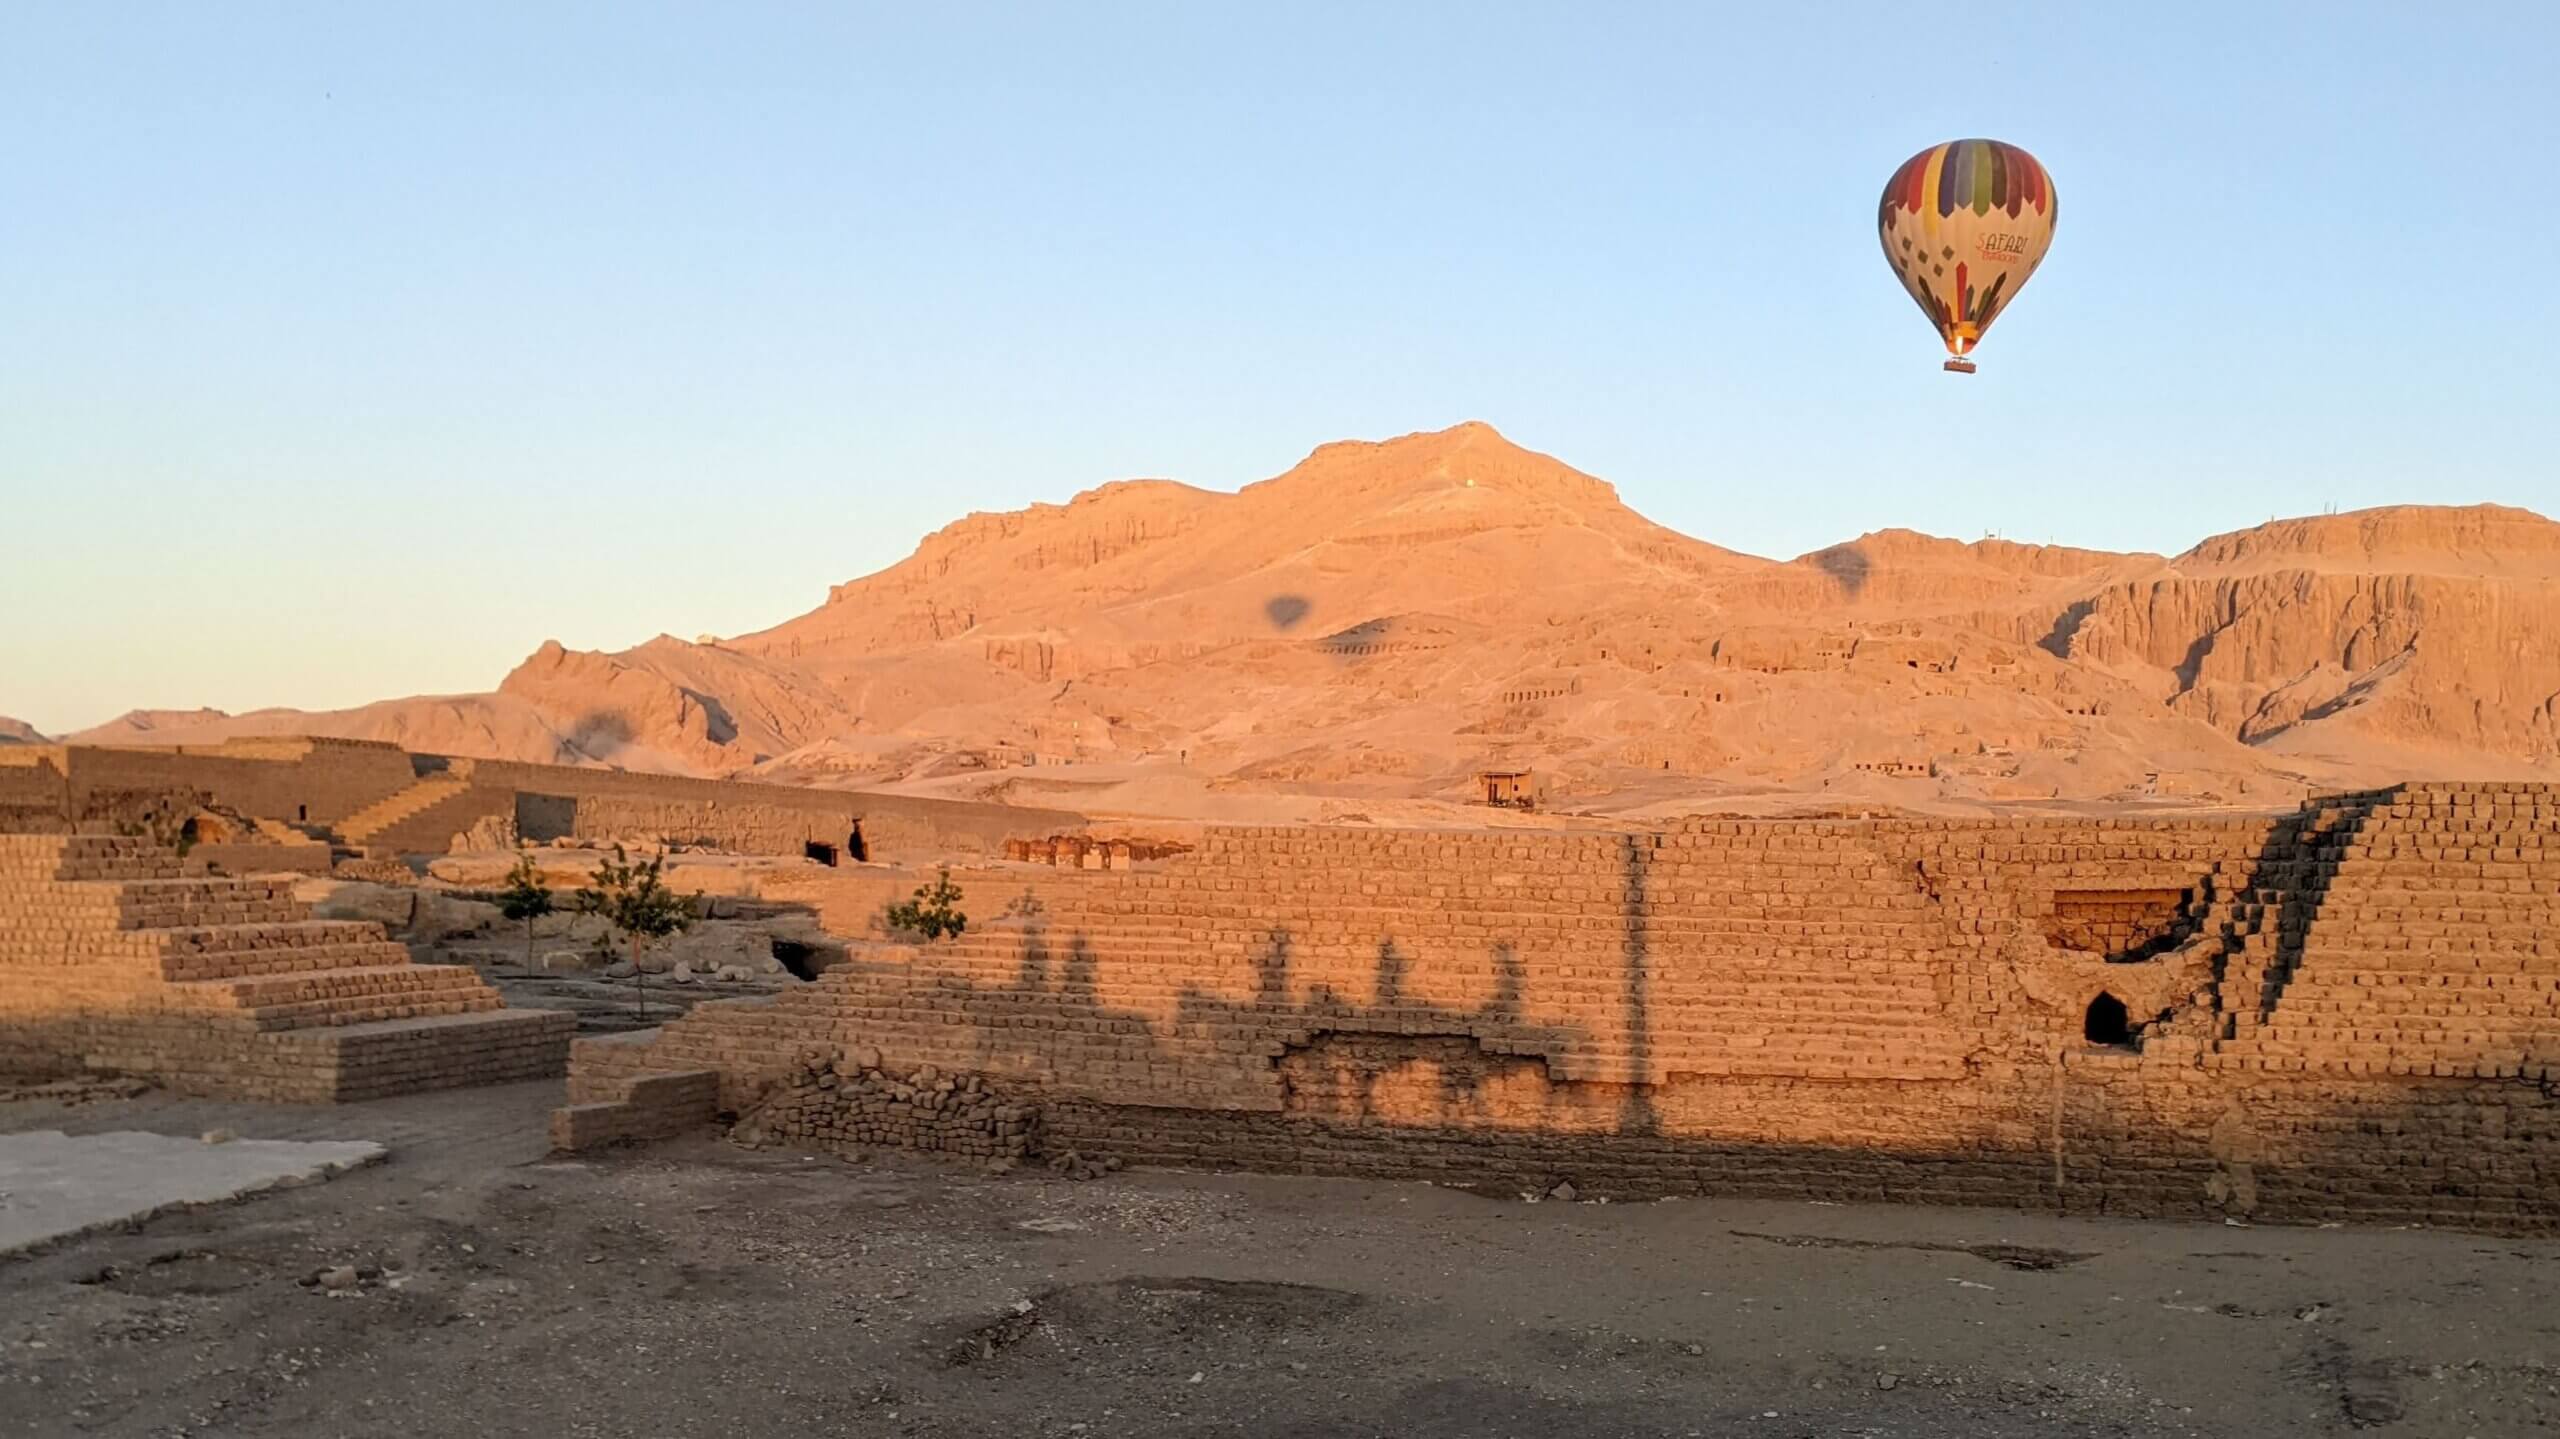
[{"left": 2175, "top": 504, "right": 2560, "bottom": 577}]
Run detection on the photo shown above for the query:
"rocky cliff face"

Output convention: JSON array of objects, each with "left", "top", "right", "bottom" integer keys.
[
  {"left": 495, "top": 641, "right": 740, "bottom": 772},
  {"left": 2062, "top": 507, "right": 2560, "bottom": 759},
  {"left": 56, "top": 426, "right": 2560, "bottom": 807}
]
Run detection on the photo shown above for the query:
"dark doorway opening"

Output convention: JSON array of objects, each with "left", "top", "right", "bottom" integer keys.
[
  {"left": 846, "top": 823, "right": 867, "bottom": 863},
  {"left": 769, "top": 939, "right": 823, "bottom": 982},
  {"left": 297, "top": 805, "right": 308, "bottom": 822},
  {"left": 804, "top": 841, "right": 838, "bottom": 867},
  {"left": 2083, "top": 993, "right": 2133, "bottom": 1047}
]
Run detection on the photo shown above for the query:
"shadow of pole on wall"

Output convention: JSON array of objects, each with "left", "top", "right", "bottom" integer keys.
[{"left": 1620, "top": 833, "right": 1658, "bottom": 1136}]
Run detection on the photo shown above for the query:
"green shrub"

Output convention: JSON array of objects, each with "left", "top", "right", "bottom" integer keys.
[{"left": 886, "top": 869, "right": 967, "bottom": 941}]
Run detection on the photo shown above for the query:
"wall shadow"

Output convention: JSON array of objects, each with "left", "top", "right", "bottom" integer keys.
[
  {"left": 2219, "top": 785, "right": 2397, "bottom": 1028},
  {"left": 637, "top": 790, "right": 2560, "bottom": 1235}
]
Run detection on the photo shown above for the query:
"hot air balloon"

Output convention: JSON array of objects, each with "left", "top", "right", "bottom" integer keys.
[{"left": 1877, "top": 139, "right": 2056, "bottom": 374}]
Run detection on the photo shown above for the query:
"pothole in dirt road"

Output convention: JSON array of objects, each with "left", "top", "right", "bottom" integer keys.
[
  {"left": 2292, "top": 1333, "right": 2407, "bottom": 1429},
  {"left": 73, "top": 1248, "right": 266, "bottom": 1298},
  {"left": 1728, "top": 1230, "right": 2097, "bottom": 1271},
  {"left": 935, "top": 1277, "right": 1365, "bottom": 1369}
]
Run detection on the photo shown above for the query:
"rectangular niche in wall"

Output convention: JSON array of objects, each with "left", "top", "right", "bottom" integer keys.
[{"left": 2042, "top": 887, "right": 2195, "bottom": 962}]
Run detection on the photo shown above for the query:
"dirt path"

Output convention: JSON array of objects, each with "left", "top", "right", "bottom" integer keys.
[{"left": 1, "top": 1085, "right": 2554, "bottom": 1437}]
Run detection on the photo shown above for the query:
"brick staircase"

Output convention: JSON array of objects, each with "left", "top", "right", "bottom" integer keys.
[
  {"left": 333, "top": 774, "right": 511, "bottom": 854},
  {"left": 337, "top": 775, "right": 468, "bottom": 844},
  {"left": 2210, "top": 785, "right": 2560, "bottom": 1080},
  {"left": 0, "top": 833, "right": 572, "bottom": 1101}
]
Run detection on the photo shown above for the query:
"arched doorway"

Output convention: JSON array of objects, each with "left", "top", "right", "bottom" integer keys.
[{"left": 2083, "top": 993, "right": 2133, "bottom": 1047}]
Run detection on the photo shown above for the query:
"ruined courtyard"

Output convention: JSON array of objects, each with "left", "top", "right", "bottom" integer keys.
[
  {"left": 0, "top": 736, "right": 2556, "bottom": 1435},
  {"left": 13, "top": 1, "right": 2560, "bottom": 1425}
]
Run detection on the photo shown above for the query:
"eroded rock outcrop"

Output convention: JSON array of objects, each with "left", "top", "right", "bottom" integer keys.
[{"left": 2062, "top": 506, "right": 2560, "bottom": 757}]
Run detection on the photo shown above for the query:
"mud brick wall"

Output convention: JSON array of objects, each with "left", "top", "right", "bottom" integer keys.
[
  {"left": 551, "top": 1067, "right": 721, "bottom": 1151},
  {"left": 57, "top": 739, "right": 420, "bottom": 828},
  {"left": 2041, "top": 888, "right": 2191, "bottom": 956},
  {"left": 0, "top": 752, "right": 68, "bottom": 831},
  {"left": 473, "top": 759, "right": 1082, "bottom": 860},
  {"left": 567, "top": 785, "right": 2560, "bottom": 1231},
  {"left": 758, "top": 864, "right": 1086, "bottom": 945},
  {"left": 477, "top": 761, "right": 874, "bottom": 853},
  {"left": 7, "top": 740, "right": 1082, "bottom": 862}
]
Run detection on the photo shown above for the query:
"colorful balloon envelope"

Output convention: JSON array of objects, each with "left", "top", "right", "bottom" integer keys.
[{"left": 1878, "top": 139, "right": 2056, "bottom": 373}]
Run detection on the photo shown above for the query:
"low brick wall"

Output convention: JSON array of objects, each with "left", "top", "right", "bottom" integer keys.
[{"left": 550, "top": 1062, "right": 721, "bottom": 1151}]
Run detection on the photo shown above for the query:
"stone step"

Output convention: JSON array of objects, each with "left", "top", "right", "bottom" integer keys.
[
  {"left": 169, "top": 964, "right": 504, "bottom": 1030},
  {"left": 151, "top": 936, "right": 421, "bottom": 982},
  {"left": 0, "top": 836, "right": 195, "bottom": 881},
  {"left": 3, "top": 877, "right": 312, "bottom": 931},
  {"left": 264, "top": 1008, "right": 575, "bottom": 1102},
  {"left": 132, "top": 918, "right": 390, "bottom": 954}
]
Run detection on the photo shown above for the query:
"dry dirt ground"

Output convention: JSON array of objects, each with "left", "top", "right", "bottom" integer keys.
[
  {"left": 0, "top": 1083, "right": 2555, "bottom": 1439},
  {"left": 466, "top": 963, "right": 760, "bottom": 1034}
]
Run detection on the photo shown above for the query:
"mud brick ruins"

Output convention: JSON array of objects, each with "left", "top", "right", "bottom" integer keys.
[
  {"left": 582, "top": 783, "right": 2560, "bottom": 1231},
  {"left": 3, "top": 734, "right": 2556, "bottom": 1233}
]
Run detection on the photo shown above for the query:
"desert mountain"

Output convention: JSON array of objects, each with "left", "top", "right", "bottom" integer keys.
[
  {"left": 0, "top": 716, "right": 47, "bottom": 745},
  {"left": 60, "top": 424, "right": 2560, "bottom": 815},
  {"left": 2062, "top": 506, "right": 2560, "bottom": 759}
]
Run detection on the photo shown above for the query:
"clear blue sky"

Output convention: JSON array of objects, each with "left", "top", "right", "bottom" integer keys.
[{"left": 5, "top": 3, "right": 2555, "bottom": 736}]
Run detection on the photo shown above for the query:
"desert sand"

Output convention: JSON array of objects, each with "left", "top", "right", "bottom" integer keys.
[{"left": 62, "top": 423, "right": 2560, "bottom": 820}]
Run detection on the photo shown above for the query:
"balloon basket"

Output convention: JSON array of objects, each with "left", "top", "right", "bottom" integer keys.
[{"left": 1943, "top": 357, "right": 1977, "bottom": 375}]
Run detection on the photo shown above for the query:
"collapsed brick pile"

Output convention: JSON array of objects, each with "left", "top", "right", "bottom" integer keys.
[
  {"left": 1002, "top": 835, "right": 1190, "bottom": 869},
  {"left": 729, "top": 1045, "right": 1039, "bottom": 1166}
]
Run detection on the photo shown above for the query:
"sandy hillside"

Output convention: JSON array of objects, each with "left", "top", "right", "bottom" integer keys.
[
  {"left": 59, "top": 423, "right": 2560, "bottom": 817},
  {"left": 0, "top": 717, "right": 47, "bottom": 745}
]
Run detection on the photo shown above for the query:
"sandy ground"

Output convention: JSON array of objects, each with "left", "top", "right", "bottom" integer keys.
[{"left": 0, "top": 1082, "right": 2555, "bottom": 1438}]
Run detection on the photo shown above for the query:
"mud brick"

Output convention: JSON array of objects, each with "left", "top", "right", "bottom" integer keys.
[
  {"left": 0, "top": 834, "right": 569, "bottom": 1100},
  {"left": 546, "top": 787, "right": 2560, "bottom": 1233}
]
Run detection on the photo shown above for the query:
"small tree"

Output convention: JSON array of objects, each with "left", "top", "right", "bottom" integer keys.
[
  {"left": 495, "top": 854, "right": 554, "bottom": 975},
  {"left": 576, "top": 846, "right": 697, "bottom": 1020},
  {"left": 885, "top": 868, "right": 968, "bottom": 941}
]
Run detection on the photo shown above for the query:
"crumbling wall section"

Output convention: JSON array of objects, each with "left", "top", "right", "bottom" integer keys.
[
  {"left": 0, "top": 750, "right": 69, "bottom": 832},
  {"left": 726, "top": 1046, "right": 1040, "bottom": 1165}
]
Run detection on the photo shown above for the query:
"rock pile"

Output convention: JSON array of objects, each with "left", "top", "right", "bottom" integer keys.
[{"left": 729, "top": 1047, "right": 1039, "bottom": 1166}]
